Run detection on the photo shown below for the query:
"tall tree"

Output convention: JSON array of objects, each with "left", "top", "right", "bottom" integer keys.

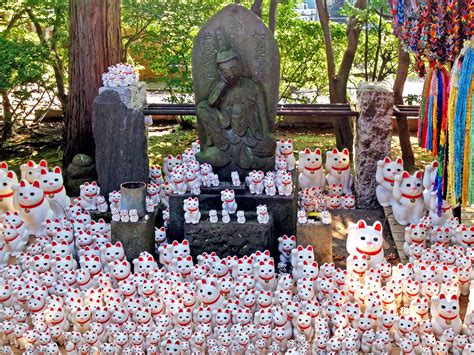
[
  {"left": 316, "top": 0, "right": 368, "bottom": 151},
  {"left": 64, "top": 0, "right": 122, "bottom": 168},
  {"left": 393, "top": 40, "right": 415, "bottom": 170}
]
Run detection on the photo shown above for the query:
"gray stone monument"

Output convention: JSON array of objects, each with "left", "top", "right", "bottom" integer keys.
[
  {"left": 92, "top": 83, "right": 149, "bottom": 198},
  {"left": 354, "top": 82, "right": 393, "bottom": 209},
  {"left": 191, "top": 4, "right": 280, "bottom": 179}
]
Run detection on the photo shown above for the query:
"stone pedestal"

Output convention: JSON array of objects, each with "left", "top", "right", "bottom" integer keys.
[
  {"left": 355, "top": 82, "right": 393, "bottom": 209},
  {"left": 297, "top": 223, "right": 333, "bottom": 264},
  {"left": 184, "top": 212, "right": 273, "bottom": 258},
  {"left": 92, "top": 83, "right": 149, "bottom": 198},
  {"left": 111, "top": 211, "right": 156, "bottom": 262},
  {"left": 169, "top": 190, "right": 297, "bottom": 246}
]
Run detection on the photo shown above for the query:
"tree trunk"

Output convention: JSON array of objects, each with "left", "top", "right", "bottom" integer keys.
[
  {"left": 250, "top": 0, "right": 263, "bottom": 18},
  {"left": 269, "top": 0, "right": 278, "bottom": 34},
  {"left": 393, "top": 40, "right": 415, "bottom": 170},
  {"left": 316, "top": 0, "right": 366, "bottom": 152},
  {"left": 63, "top": 0, "right": 122, "bottom": 169},
  {"left": 1, "top": 92, "right": 14, "bottom": 143}
]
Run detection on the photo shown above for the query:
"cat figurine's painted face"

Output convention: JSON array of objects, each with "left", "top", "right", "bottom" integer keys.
[
  {"left": 39, "top": 167, "right": 64, "bottom": 193},
  {"left": 21, "top": 160, "right": 47, "bottom": 183},
  {"left": 149, "top": 165, "right": 162, "bottom": 179},
  {"left": 435, "top": 293, "right": 459, "bottom": 319},
  {"left": 278, "top": 139, "right": 294, "bottom": 155},
  {"left": 398, "top": 171, "right": 423, "bottom": 196},
  {"left": 347, "top": 220, "right": 383, "bottom": 257},
  {"left": 17, "top": 180, "right": 45, "bottom": 207},
  {"left": 326, "top": 148, "right": 350, "bottom": 169},
  {"left": 184, "top": 197, "right": 199, "bottom": 212},
  {"left": 164, "top": 154, "right": 182, "bottom": 174},
  {"left": 380, "top": 157, "right": 403, "bottom": 180},
  {"left": 81, "top": 181, "right": 99, "bottom": 197},
  {"left": 299, "top": 148, "right": 322, "bottom": 170}
]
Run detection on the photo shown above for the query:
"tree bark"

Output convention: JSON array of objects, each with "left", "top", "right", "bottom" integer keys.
[
  {"left": 251, "top": 0, "right": 263, "bottom": 18},
  {"left": 316, "top": 0, "right": 366, "bottom": 152},
  {"left": 1, "top": 92, "right": 14, "bottom": 143},
  {"left": 64, "top": 0, "right": 122, "bottom": 169},
  {"left": 269, "top": 0, "right": 278, "bottom": 34},
  {"left": 393, "top": 40, "right": 415, "bottom": 170}
]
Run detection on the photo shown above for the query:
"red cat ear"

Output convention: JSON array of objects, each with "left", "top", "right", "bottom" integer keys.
[
  {"left": 54, "top": 167, "right": 61, "bottom": 174},
  {"left": 280, "top": 139, "right": 285, "bottom": 143},
  {"left": 33, "top": 181, "right": 40, "bottom": 189},
  {"left": 39, "top": 159, "right": 47, "bottom": 167},
  {"left": 439, "top": 293, "right": 446, "bottom": 299},
  {"left": 304, "top": 148, "right": 311, "bottom": 155},
  {"left": 384, "top": 157, "right": 391, "bottom": 163},
  {"left": 20, "top": 180, "right": 26, "bottom": 187},
  {"left": 288, "top": 139, "right": 292, "bottom": 143},
  {"left": 27, "top": 160, "right": 35, "bottom": 168},
  {"left": 342, "top": 148, "right": 349, "bottom": 155},
  {"left": 402, "top": 171, "right": 410, "bottom": 179},
  {"left": 0, "top": 162, "right": 6, "bottom": 169},
  {"left": 396, "top": 158, "right": 403, "bottom": 164},
  {"left": 176, "top": 155, "right": 182, "bottom": 160},
  {"left": 332, "top": 148, "right": 338, "bottom": 154},
  {"left": 6, "top": 171, "right": 14, "bottom": 179},
  {"left": 415, "top": 171, "right": 423, "bottom": 179},
  {"left": 373, "top": 222, "right": 383, "bottom": 232},
  {"left": 357, "top": 220, "right": 367, "bottom": 229},
  {"left": 315, "top": 148, "right": 321, "bottom": 155},
  {"left": 433, "top": 161, "right": 439, "bottom": 168}
]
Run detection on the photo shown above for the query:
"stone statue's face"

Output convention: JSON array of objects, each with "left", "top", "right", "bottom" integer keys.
[{"left": 218, "top": 59, "right": 241, "bottom": 86}]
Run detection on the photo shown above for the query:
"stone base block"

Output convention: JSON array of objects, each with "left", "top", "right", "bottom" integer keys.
[
  {"left": 111, "top": 211, "right": 156, "bottom": 262},
  {"left": 184, "top": 213, "right": 273, "bottom": 258},
  {"left": 297, "top": 223, "right": 333, "bottom": 264},
  {"left": 169, "top": 191, "right": 296, "bottom": 243}
]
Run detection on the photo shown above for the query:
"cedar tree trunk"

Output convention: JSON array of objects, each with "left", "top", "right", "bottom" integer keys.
[{"left": 64, "top": 0, "right": 122, "bottom": 169}]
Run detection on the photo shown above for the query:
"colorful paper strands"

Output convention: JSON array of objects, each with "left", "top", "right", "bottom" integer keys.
[
  {"left": 418, "top": 41, "right": 474, "bottom": 206},
  {"left": 389, "top": 0, "right": 473, "bottom": 75}
]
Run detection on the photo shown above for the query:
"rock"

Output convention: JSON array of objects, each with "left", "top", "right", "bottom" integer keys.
[
  {"left": 354, "top": 82, "right": 393, "bottom": 209},
  {"left": 92, "top": 89, "right": 149, "bottom": 198},
  {"left": 98, "top": 82, "right": 147, "bottom": 109},
  {"left": 72, "top": 154, "right": 94, "bottom": 167},
  {"left": 192, "top": 4, "right": 279, "bottom": 180},
  {"left": 66, "top": 161, "right": 96, "bottom": 179},
  {"left": 184, "top": 212, "right": 273, "bottom": 258}
]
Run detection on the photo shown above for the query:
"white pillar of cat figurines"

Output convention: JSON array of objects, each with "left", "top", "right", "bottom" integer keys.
[
  {"left": 298, "top": 148, "right": 325, "bottom": 190},
  {"left": 375, "top": 157, "right": 403, "bottom": 207},
  {"left": 12, "top": 180, "right": 54, "bottom": 237},
  {"left": 423, "top": 161, "right": 439, "bottom": 209},
  {"left": 346, "top": 220, "right": 385, "bottom": 268},
  {"left": 325, "top": 148, "right": 353, "bottom": 195},
  {"left": 392, "top": 171, "right": 425, "bottom": 225},
  {"left": 0, "top": 170, "right": 18, "bottom": 214},
  {"left": 184, "top": 197, "right": 200, "bottom": 224},
  {"left": 428, "top": 190, "right": 453, "bottom": 226},
  {"left": 275, "top": 139, "right": 295, "bottom": 171}
]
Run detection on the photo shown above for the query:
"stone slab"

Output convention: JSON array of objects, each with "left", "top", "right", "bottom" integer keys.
[
  {"left": 169, "top": 190, "right": 297, "bottom": 244},
  {"left": 92, "top": 90, "right": 149, "bottom": 198},
  {"left": 184, "top": 212, "right": 273, "bottom": 258},
  {"left": 354, "top": 82, "right": 393, "bottom": 209},
  {"left": 98, "top": 82, "right": 147, "bottom": 109},
  {"left": 111, "top": 210, "right": 156, "bottom": 262},
  {"left": 297, "top": 223, "right": 332, "bottom": 264}
]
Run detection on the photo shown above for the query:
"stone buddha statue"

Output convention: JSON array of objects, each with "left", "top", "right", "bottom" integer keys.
[{"left": 194, "top": 29, "right": 276, "bottom": 177}]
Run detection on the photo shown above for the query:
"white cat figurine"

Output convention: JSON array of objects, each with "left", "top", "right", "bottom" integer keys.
[
  {"left": 277, "top": 171, "right": 293, "bottom": 196},
  {"left": 96, "top": 196, "right": 108, "bottom": 213},
  {"left": 237, "top": 210, "right": 246, "bottom": 224},
  {"left": 79, "top": 181, "right": 100, "bottom": 211},
  {"left": 0, "top": 170, "right": 18, "bottom": 214},
  {"left": 129, "top": 209, "right": 139, "bottom": 223},
  {"left": 392, "top": 171, "right": 425, "bottom": 225},
  {"left": 12, "top": 180, "right": 54, "bottom": 236},
  {"left": 184, "top": 197, "right": 200, "bottom": 224},
  {"left": 325, "top": 148, "right": 353, "bottom": 195},
  {"left": 428, "top": 191, "right": 453, "bottom": 227},
  {"left": 38, "top": 166, "right": 70, "bottom": 218},
  {"left": 222, "top": 210, "right": 230, "bottom": 224},
  {"left": 346, "top": 220, "right": 385, "bottom": 267},
  {"left": 231, "top": 172, "right": 241, "bottom": 187},
  {"left": 298, "top": 148, "right": 325, "bottom": 190},
  {"left": 221, "top": 189, "right": 237, "bottom": 214},
  {"left": 209, "top": 210, "right": 218, "bottom": 223},
  {"left": 248, "top": 171, "right": 264, "bottom": 195},
  {"left": 376, "top": 157, "right": 403, "bottom": 207},
  {"left": 423, "top": 161, "right": 439, "bottom": 209},
  {"left": 257, "top": 205, "right": 269, "bottom": 224}
]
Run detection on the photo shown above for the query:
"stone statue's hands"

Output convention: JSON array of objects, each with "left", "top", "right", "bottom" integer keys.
[{"left": 208, "top": 80, "right": 227, "bottom": 107}]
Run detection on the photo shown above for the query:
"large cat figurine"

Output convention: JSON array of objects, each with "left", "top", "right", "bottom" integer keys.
[
  {"left": 346, "top": 220, "right": 385, "bottom": 267},
  {"left": 375, "top": 157, "right": 403, "bottom": 207},
  {"left": 0, "top": 170, "right": 18, "bottom": 214},
  {"left": 298, "top": 148, "right": 325, "bottom": 190},
  {"left": 392, "top": 171, "right": 425, "bottom": 225},
  {"left": 423, "top": 161, "right": 439, "bottom": 209},
  {"left": 39, "top": 167, "right": 70, "bottom": 218},
  {"left": 325, "top": 148, "right": 353, "bottom": 195},
  {"left": 12, "top": 180, "right": 54, "bottom": 236}
]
